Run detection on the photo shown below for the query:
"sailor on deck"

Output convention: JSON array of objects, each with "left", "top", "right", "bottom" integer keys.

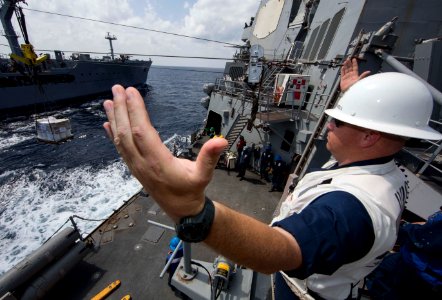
[{"left": 103, "top": 58, "right": 442, "bottom": 300}]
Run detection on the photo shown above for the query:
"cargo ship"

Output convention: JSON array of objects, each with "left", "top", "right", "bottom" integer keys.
[{"left": 0, "top": 0, "right": 152, "bottom": 116}]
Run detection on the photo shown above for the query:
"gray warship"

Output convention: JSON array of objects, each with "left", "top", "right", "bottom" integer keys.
[
  {"left": 0, "top": 0, "right": 152, "bottom": 116},
  {"left": 1, "top": 0, "right": 441, "bottom": 299}
]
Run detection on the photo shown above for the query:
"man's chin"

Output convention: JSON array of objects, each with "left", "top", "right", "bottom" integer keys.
[{"left": 326, "top": 142, "right": 330, "bottom": 151}]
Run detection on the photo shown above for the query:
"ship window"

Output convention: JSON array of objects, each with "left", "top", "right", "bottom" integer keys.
[
  {"left": 301, "top": 26, "right": 319, "bottom": 60},
  {"left": 308, "top": 19, "right": 330, "bottom": 61},
  {"left": 317, "top": 8, "right": 345, "bottom": 60},
  {"left": 281, "top": 130, "right": 295, "bottom": 152},
  {"left": 229, "top": 66, "right": 244, "bottom": 80},
  {"left": 288, "top": 0, "right": 302, "bottom": 24}
]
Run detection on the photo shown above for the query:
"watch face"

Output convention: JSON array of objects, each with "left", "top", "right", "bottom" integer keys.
[{"left": 179, "top": 222, "right": 207, "bottom": 243}]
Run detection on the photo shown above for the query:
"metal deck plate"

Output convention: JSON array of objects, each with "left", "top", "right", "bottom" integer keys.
[
  {"left": 148, "top": 203, "right": 161, "bottom": 215},
  {"left": 142, "top": 225, "right": 165, "bottom": 243}
]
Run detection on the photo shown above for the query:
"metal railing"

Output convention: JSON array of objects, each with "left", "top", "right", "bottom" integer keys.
[
  {"left": 403, "top": 119, "right": 442, "bottom": 177},
  {"left": 213, "top": 70, "right": 442, "bottom": 178}
]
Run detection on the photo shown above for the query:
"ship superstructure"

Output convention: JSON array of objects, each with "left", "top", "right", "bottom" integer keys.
[
  {"left": 1, "top": 1, "right": 442, "bottom": 299},
  {"left": 0, "top": 0, "right": 152, "bottom": 115},
  {"left": 206, "top": 0, "right": 442, "bottom": 220}
]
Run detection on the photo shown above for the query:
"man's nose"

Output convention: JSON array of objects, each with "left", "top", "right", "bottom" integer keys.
[{"left": 327, "top": 121, "right": 335, "bottom": 131}]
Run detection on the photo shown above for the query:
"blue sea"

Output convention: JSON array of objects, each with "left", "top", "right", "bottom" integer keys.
[{"left": 0, "top": 66, "right": 223, "bottom": 274}]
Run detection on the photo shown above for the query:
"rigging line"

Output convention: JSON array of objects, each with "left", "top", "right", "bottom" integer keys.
[
  {"left": 34, "top": 49, "right": 234, "bottom": 60},
  {"left": 151, "top": 66, "right": 223, "bottom": 74},
  {"left": 22, "top": 7, "right": 242, "bottom": 47},
  {"left": 2, "top": 45, "right": 239, "bottom": 62}
]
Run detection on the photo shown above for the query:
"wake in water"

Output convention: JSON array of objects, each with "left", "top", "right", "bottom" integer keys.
[
  {"left": 0, "top": 160, "right": 140, "bottom": 273},
  {"left": 0, "top": 119, "right": 36, "bottom": 151},
  {"left": 0, "top": 66, "right": 219, "bottom": 275},
  {"left": 0, "top": 132, "right": 192, "bottom": 274}
]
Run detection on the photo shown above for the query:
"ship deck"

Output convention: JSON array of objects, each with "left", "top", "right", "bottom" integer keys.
[{"left": 46, "top": 137, "right": 282, "bottom": 300}]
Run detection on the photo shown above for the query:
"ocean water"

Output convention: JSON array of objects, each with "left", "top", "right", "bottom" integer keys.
[{"left": 0, "top": 66, "right": 222, "bottom": 274}]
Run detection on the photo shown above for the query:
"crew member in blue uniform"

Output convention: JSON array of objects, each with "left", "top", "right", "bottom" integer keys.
[
  {"left": 103, "top": 58, "right": 442, "bottom": 299},
  {"left": 269, "top": 154, "right": 286, "bottom": 192},
  {"left": 260, "top": 144, "right": 273, "bottom": 182},
  {"left": 237, "top": 145, "right": 252, "bottom": 180},
  {"left": 165, "top": 236, "right": 184, "bottom": 288},
  {"left": 366, "top": 208, "right": 442, "bottom": 299}
]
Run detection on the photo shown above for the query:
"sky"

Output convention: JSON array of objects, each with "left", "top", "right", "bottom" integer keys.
[{"left": 0, "top": 0, "right": 260, "bottom": 67}]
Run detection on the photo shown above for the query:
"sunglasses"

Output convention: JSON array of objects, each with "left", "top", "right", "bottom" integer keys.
[{"left": 330, "top": 118, "right": 346, "bottom": 128}]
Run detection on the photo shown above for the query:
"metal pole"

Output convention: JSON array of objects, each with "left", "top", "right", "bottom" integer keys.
[
  {"left": 376, "top": 49, "right": 442, "bottom": 105},
  {"left": 146, "top": 220, "right": 195, "bottom": 277},
  {"left": 183, "top": 242, "right": 192, "bottom": 274},
  {"left": 159, "top": 240, "right": 183, "bottom": 278},
  {"left": 147, "top": 220, "right": 175, "bottom": 231}
]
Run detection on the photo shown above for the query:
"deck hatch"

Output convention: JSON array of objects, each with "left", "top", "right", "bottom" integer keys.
[{"left": 142, "top": 226, "right": 165, "bottom": 244}]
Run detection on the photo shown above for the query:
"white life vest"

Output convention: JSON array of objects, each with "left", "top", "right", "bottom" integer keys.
[{"left": 272, "top": 160, "right": 408, "bottom": 300}]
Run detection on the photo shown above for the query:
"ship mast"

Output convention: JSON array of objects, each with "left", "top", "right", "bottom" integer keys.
[
  {"left": 105, "top": 32, "right": 117, "bottom": 60},
  {"left": 0, "top": 0, "right": 23, "bottom": 56}
]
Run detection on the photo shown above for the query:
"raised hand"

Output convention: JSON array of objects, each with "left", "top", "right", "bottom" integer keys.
[
  {"left": 340, "top": 58, "right": 371, "bottom": 92},
  {"left": 103, "top": 85, "right": 228, "bottom": 222}
]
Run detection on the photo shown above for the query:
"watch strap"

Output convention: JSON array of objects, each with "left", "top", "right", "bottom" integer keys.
[{"left": 175, "top": 197, "right": 215, "bottom": 243}]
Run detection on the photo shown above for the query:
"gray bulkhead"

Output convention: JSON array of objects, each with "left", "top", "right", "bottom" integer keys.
[{"left": 206, "top": 0, "right": 442, "bottom": 188}]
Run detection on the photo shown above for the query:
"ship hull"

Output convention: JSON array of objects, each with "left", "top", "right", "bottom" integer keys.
[{"left": 0, "top": 59, "right": 152, "bottom": 115}]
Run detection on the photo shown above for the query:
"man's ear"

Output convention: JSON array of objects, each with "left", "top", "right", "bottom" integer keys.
[{"left": 360, "top": 130, "right": 381, "bottom": 148}]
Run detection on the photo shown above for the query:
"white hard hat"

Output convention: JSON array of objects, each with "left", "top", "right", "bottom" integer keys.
[{"left": 325, "top": 72, "right": 442, "bottom": 140}]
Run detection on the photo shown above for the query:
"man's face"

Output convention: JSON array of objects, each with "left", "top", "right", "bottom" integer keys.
[{"left": 326, "top": 118, "right": 365, "bottom": 162}]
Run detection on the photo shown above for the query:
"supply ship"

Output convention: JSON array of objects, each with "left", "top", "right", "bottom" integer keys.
[
  {"left": 1, "top": 1, "right": 441, "bottom": 299},
  {"left": 0, "top": 0, "right": 151, "bottom": 116}
]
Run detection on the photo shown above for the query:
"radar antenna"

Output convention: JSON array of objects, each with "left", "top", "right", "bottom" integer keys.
[{"left": 105, "top": 32, "right": 117, "bottom": 60}]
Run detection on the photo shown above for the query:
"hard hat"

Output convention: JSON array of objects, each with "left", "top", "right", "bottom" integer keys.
[
  {"left": 325, "top": 72, "right": 442, "bottom": 140},
  {"left": 169, "top": 236, "right": 182, "bottom": 251}
]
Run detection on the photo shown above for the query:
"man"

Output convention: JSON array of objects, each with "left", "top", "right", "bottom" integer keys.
[
  {"left": 269, "top": 154, "right": 286, "bottom": 192},
  {"left": 103, "top": 59, "right": 442, "bottom": 299},
  {"left": 237, "top": 145, "right": 251, "bottom": 180},
  {"left": 260, "top": 144, "right": 274, "bottom": 182},
  {"left": 165, "top": 236, "right": 184, "bottom": 288},
  {"left": 236, "top": 135, "right": 246, "bottom": 163}
]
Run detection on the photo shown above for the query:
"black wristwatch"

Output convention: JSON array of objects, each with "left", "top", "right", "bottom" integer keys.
[{"left": 175, "top": 197, "right": 215, "bottom": 243}]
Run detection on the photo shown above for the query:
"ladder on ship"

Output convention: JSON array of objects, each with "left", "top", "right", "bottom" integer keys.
[
  {"left": 293, "top": 80, "right": 341, "bottom": 178},
  {"left": 224, "top": 115, "right": 248, "bottom": 154},
  {"left": 259, "top": 65, "right": 286, "bottom": 118},
  {"left": 261, "top": 65, "right": 285, "bottom": 92}
]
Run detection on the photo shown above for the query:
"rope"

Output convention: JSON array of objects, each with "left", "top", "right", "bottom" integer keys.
[
  {"left": 71, "top": 214, "right": 106, "bottom": 222},
  {"left": 42, "top": 217, "right": 71, "bottom": 245},
  {"left": 22, "top": 7, "right": 241, "bottom": 47},
  {"left": 41, "top": 214, "right": 106, "bottom": 245}
]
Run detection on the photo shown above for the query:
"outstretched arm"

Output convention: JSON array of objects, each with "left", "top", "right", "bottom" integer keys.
[
  {"left": 103, "top": 85, "right": 301, "bottom": 273},
  {"left": 340, "top": 58, "right": 371, "bottom": 92},
  {"left": 103, "top": 85, "right": 224, "bottom": 220}
]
